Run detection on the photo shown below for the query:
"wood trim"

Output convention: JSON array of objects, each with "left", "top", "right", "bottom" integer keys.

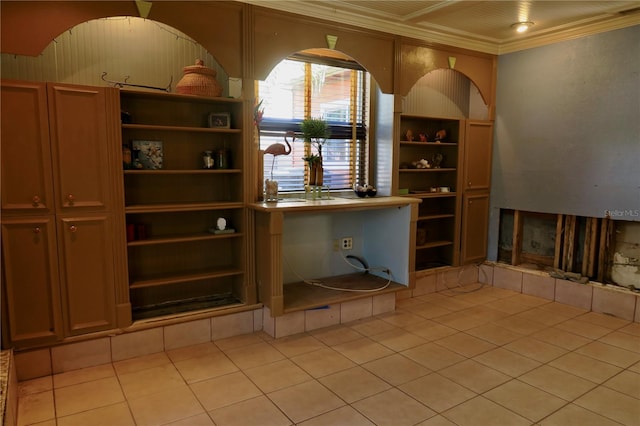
[
  {"left": 105, "top": 87, "right": 132, "bottom": 328},
  {"left": 251, "top": 5, "right": 395, "bottom": 93},
  {"left": 597, "top": 217, "right": 614, "bottom": 282},
  {"left": 582, "top": 217, "right": 599, "bottom": 277},
  {"left": 520, "top": 252, "right": 554, "bottom": 267},
  {"left": 512, "top": 210, "right": 523, "bottom": 266},
  {"left": 398, "top": 42, "right": 497, "bottom": 105},
  {"left": 554, "top": 214, "right": 563, "bottom": 269},
  {"left": 562, "top": 215, "right": 576, "bottom": 272}
]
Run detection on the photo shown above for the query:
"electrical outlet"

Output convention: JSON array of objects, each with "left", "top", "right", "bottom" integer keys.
[{"left": 341, "top": 237, "right": 353, "bottom": 250}]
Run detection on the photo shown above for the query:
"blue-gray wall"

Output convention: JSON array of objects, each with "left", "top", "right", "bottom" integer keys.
[{"left": 488, "top": 25, "right": 640, "bottom": 260}]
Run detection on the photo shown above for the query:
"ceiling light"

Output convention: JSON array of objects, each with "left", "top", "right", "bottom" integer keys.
[{"left": 511, "top": 21, "right": 534, "bottom": 33}]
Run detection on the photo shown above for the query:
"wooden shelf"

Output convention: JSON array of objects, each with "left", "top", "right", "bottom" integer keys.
[
  {"left": 124, "top": 169, "right": 241, "bottom": 175},
  {"left": 416, "top": 240, "right": 454, "bottom": 249},
  {"left": 402, "top": 192, "right": 457, "bottom": 199},
  {"left": 399, "top": 168, "right": 456, "bottom": 172},
  {"left": 122, "top": 123, "right": 241, "bottom": 133},
  {"left": 129, "top": 268, "right": 244, "bottom": 289},
  {"left": 119, "top": 89, "right": 249, "bottom": 320},
  {"left": 125, "top": 201, "right": 243, "bottom": 213},
  {"left": 418, "top": 214, "right": 455, "bottom": 221},
  {"left": 120, "top": 90, "right": 242, "bottom": 104},
  {"left": 128, "top": 232, "right": 242, "bottom": 247},
  {"left": 131, "top": 294, "right": 246, "bottom": 321},
  {"left": 398, "top": 115, "right": 463, "bottom": 273},
  {"left": 283, "top": 273, "right": 405, "bottom": 314},
  {"left": 400, "top": 141, "right": 458, "bottom": 146}
]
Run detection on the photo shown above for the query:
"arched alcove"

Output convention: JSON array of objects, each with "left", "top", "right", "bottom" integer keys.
[
  {"left": 403, "top": 69, "right": 489, "bottom": 120},
  {"left": 0, "top": 17, "right": 230, "bottom": 96},
  {"left": 1, "top": 1, "right": 244, "bottom": 77}
]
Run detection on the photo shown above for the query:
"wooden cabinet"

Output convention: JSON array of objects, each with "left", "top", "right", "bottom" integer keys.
[
  {"left": 1, "top": 80, "right": 121, "bottom": 348},
  {"left": 119, "top": 90, "right": 251, "bottom": 320},
  {"left": 460, "top": 192, "right": 490, "bottom": 264},
  {"left": 48, "top": 84, "right": 112, "bottom": 212},
  {"left": 460, "top": 120, "right": 493, "bottom": 264},
  {"left": 463, "top": 121, "right": 493, "bottom": 191},
  {"left": 396, "top": 116, "right": 494, "bottom": 269},
  {"left": 0, "top": 81, "right": 54, "bottom": 215},
  {"left": 1, "top": 217, "right": 63, "bottom": 347},
  {"left": 57, "top": 215, "right": 116, "bottom": 336},
  {"left": 397, "top": 115, "right": 463, "bottom": 270}
]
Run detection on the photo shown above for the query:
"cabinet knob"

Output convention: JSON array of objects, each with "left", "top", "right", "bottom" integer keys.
[
  {"left": 33, "top": 227, "right": 41, "bottom": 234},
  {"left": 32, "top": 195, "right": 41, "bottom": 206},
  {"left": 67, "top": 194, "right": 75, "bottom": 204},
  {"left": 468, "top": 181, "right": 472, "bottom": 187},
  {"left": 69, "top": 225, "right": 77, "bottom": 233}
]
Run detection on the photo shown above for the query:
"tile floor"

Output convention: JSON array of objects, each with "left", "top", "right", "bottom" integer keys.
[{"left": 17, "top": 284, "right": 640, "bottom": 426}]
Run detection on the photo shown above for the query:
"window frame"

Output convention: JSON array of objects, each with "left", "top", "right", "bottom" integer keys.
[{"left": 257, "top": 54, "right": 370, "bottom": 193}]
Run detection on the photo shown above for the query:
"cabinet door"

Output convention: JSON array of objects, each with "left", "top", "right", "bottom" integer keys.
[
  {"left": 1, "top": 217, "right": 63, "bottom": 347},
  {"left": 1, "top": 81, "right": 55, "bottom": 214},
  {"left": 464, "top": 120, "right": 493, "bottom": 191},
  {"left": 460, "top": 192, "right": 490, "bottom": 264},
  {"left": 47, "top": 84, "right": 111, "bottom": 212},
  {"left": 57, "top": 215, "right": 116, "bottom": 335}
]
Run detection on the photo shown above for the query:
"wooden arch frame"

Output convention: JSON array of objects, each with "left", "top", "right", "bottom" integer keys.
[
  {"left": 399, "top": 43, "right": 496, "bottom": 119},
  {"left": 0, "top": 1, "right": 244, "bottom": 78},
  {"left": 251, "top": 7, "right": 395, "bottom": 94}
]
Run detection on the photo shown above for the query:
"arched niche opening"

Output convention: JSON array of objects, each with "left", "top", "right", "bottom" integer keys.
[
  {"left": 402, "top": 69, "right": 489, "bottom": 120},
  {"left": 0, "top": 17, "right": 231, "bottom": 96}
]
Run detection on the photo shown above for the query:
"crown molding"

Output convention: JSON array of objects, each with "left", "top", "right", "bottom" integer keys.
[
  {"left": 498, "top": 15, "right": 640, "bottom": 54},
  {"left": 241, "top": 0, "right": 640, "bottom": 56},
  {"left": 241, "top": 0, "right": 500, "bottom": 54}
]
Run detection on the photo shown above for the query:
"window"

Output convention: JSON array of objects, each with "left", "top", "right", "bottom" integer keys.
[{"left": 258, "top": 54, "right": 369, "bottom": 191}]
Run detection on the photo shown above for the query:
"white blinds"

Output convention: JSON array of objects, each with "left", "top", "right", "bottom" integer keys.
[{"left": 259, "top": 59, "right": 368, "bottom": 191}]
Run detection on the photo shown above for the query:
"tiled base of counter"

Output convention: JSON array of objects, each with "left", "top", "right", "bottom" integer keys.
[
  {"left": 13, "top": 292, "right": 397, "bottom": 381},
  {"left": 397, "top": 262, "right": 639, "bottom": 324},
  {"left": 481, "top": 262, "right": 640, "bottom": 323},
  {"left": 13, "top": 262, "right": 639, "bottom": 383},
  {"left": 263, "top": 292, "right": 397, "bottom": 339}
]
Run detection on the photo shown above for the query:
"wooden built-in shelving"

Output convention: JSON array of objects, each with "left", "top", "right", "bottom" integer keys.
[
  {"left": 397, "top": 115, "right": 463, "bottom": 271},
  {"left": 120, "top": 90, "right": 250, "bottom": 320}
]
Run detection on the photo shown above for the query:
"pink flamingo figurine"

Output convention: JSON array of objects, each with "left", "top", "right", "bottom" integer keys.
[{"left": 264, "top": 131, "right": 294, "bottom": 178}]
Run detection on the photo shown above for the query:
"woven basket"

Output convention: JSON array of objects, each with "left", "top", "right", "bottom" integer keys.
[{"left": 176, "top": 59, "right": 222, "bottom": 97}]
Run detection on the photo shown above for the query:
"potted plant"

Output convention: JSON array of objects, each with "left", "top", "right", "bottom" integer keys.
[{"left": 300, "top": 118, "right": 330, "bottom": 186}]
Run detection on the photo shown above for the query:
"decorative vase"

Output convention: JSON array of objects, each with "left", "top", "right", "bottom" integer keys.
[
  {"left": 265, "top": 179, "right": 278, "bottom": 202},
  {"left": 308, "top": 161, "right": 324, "bottom": 186},
  {"left": 175, "top": 59, "right": 223, "bottom": 97}
]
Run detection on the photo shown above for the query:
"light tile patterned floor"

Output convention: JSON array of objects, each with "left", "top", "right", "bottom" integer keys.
[{"left": 17, "top": 285, "right": 640, "bottom": 426}]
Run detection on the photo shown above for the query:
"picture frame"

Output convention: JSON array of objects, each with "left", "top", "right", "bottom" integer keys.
[
  {"left": 131, "top": 140, "right": 163, "bottom": 169},
  {"left": 208, "top": 112, "right": 230, "bottom": 129}
]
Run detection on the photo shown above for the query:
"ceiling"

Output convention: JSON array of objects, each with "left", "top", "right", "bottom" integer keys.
[{"left": 242, "top": 1, "right": 640, "bottom": 54}]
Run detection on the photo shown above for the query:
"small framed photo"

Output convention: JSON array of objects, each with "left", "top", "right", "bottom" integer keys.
[
  {"left": 132, "top": 140, "right": 163, "bottom": 169},
  {"left": 208, "top": 112, "right": 230, "bottom": 129}
]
